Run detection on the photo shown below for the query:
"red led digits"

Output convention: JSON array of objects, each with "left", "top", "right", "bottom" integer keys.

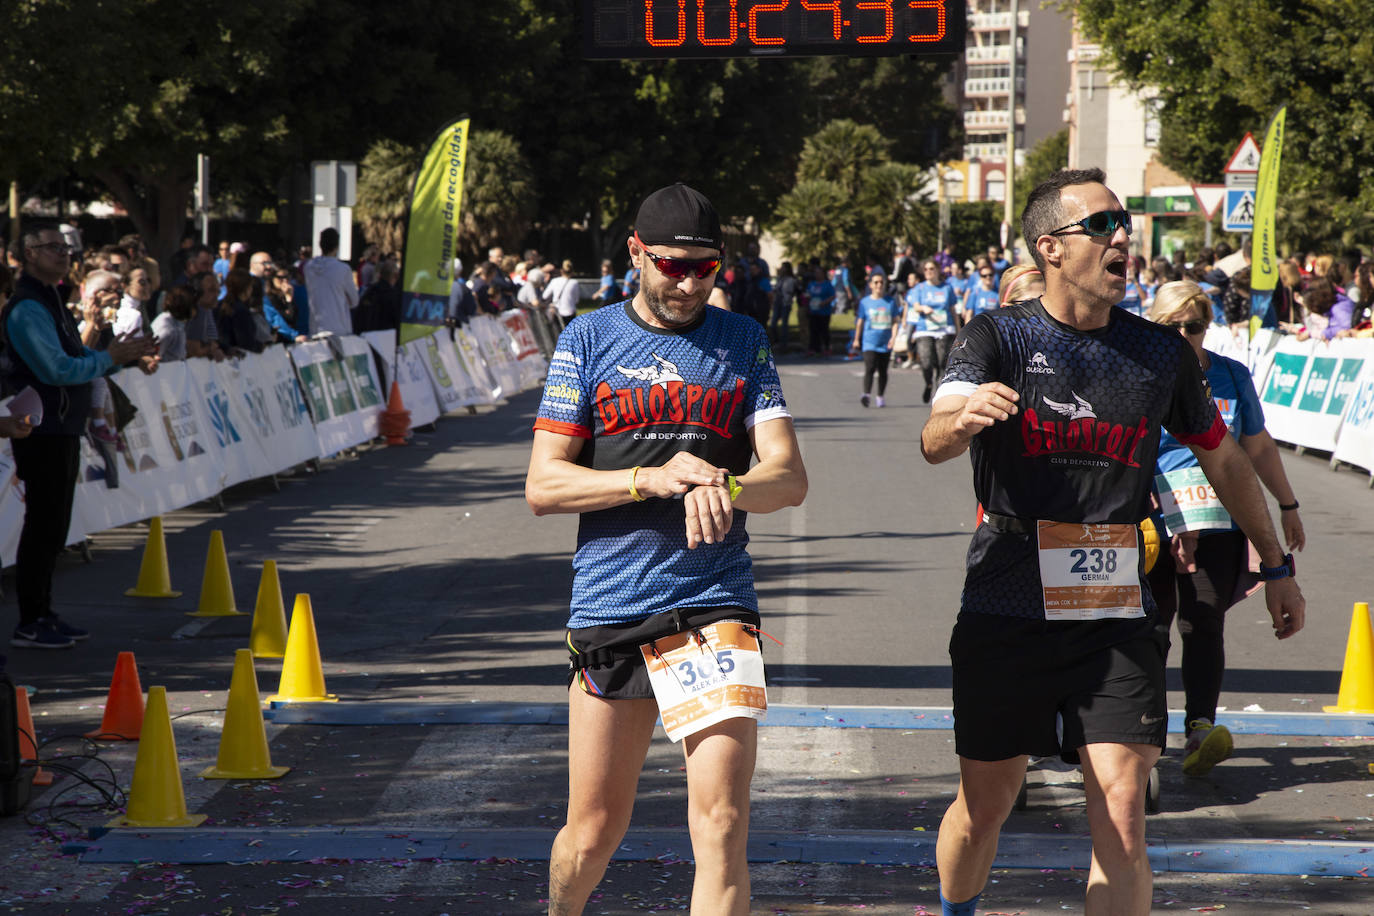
[
  {"left": 799, "top": 0, "right": 842, "bottom": 40},
  {"left": 906, "top": 0, "right": 946, "bottom": 42},
  {"left": 697, "top": 0, "right": 738, "bottom": 46},
  {"left": 747, "top": 0, "right": 789, "bottom": 45},
  {"left": 854, "top": 0, "right": 893, "bottom": 42},
  {"left": 644, "top": 0, "right": 687, "bottom": 47}
]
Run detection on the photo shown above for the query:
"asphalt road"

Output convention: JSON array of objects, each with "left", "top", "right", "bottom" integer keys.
[{"left": 3, "top": 351, "right": 1373, "bottom": 915}]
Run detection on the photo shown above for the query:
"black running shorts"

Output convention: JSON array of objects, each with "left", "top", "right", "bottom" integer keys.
[
  {"left": 949, "top": 613, "right": 1167, "bottom": 763},
  {"left": 566, "top": 606, "right": 761, "bottom": 700}
]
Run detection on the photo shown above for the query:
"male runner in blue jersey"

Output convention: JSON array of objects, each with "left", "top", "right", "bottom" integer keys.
[
  {"left": 526, "top": 183, "right": 807, "bottom": 916},
  {"left": 921, "top": 168, "right": 1304, "bottom": 916}
]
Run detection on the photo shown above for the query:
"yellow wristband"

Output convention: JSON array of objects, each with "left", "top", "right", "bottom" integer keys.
[
  {"left": 727, "top": 474, "right": 742, "bottom": 502},
  {"left": 629, "top": 466, "right": 647, "bottom": 502}
]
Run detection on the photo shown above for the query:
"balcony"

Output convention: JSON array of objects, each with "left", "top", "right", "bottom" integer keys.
[
  {"left": 964, "top": 76, "right": 1026, "bottom": 97},
  {"left": 964, "top": 142, "right": 1007, "bottom": 161},
  {"left": 965, "top": 44, "right": 1011, "bottom": 63},
  {"left": 965, "top": 109, "right": 1011, "bottom": 130},
  {"left": 969, "top": 10, "right": 1030, "bottom": 31}
]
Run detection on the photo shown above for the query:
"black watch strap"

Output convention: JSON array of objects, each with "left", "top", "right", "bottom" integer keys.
[{"left": 1258, "top": 552, "right": 1296, "bottom": 580}]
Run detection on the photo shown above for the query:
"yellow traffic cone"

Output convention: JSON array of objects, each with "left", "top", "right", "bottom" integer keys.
[
  {"left": 248, "top": 561, "right": 289, "bottom": 659},
  {"left": 188, "top": 530, "right": 245, "bottom": 617},
  {"left": 1324, "top": 602, "right": 1374, "bottom": 714},
  {"left": 201, "top": 650, "right": 290, "bottom": 779},
  {"left": 265, "top": 595, "right": 338, "bottom": 703},
  {"left": 125, "top": 517, "right": 182, "bottom": 598},
  {"left": 107, "top": 686, "right": 207, "bottom": 827}
]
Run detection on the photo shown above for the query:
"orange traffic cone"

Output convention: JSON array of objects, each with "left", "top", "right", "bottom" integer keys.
[
  {"left": 379, "top": 380, "right": 411, "bottom": 445},
  {"left": 265, "top": 595, "right": 337, "bottom": 703},
  {"left": 248, "top": 561, "right": 289, "bottom": 659},
  {"left": 14, "top": 686, "right": 53, "bottom": 787},
  {"left": 1325, "top": 602, "right": 1374, "bottom": 714},
  {"left": 125, "top": 516, "right": 182, "bottom": 598},
  {"left": 189, "top": 530, "right": 245, "bottom": 617},
  {"left": 86, "top": 651, "right": 145, "bottom": 740},
  {"left": 201, "top": 649, "right": 290, "bottom": 779},
  {"left": 107, "top": 686, "right": 207, "bottom": 827}
]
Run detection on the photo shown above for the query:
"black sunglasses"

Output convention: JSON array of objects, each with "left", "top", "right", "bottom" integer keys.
[
  {"left": 633, "top": 232, "right": 720, "bottom": 280},
  {"left": 1049, "top": 209, "right": 1133, "bottom": 239},
  {"left": 1165, "top": 318, "right": 1209, "bottom": 334}
]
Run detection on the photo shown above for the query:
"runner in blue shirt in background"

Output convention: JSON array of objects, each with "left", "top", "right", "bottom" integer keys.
[
  {"left": 805, "top": 266, "right": 836, "bottom": 357},
  {"left": 963, "top": 266, "right": 1000, "bottom": 320},
  {"left": 902, "top": 259, "right": 959, "bottom": 402},
  {"left": 850, "top": 273, "right": 902, "bottom": 407}
]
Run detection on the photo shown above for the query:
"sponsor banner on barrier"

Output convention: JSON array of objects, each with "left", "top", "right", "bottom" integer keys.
[
  {"left": 1333, "top": 370, "right": 1374, "bottom": 474},
  {"left": 454, "top": 324, "right": 503, "bottom": 402},
  {"left": 424, "top": 330, "right": 491, "bottom": 410},
  {"left": 1260, "top": 338, "right": 1373, "bottom": 452},
  {"left": 293, "top": 338, "right": 384, "bottom": 454},
  {"left": 499, "top": 310, "right": 548, "bottom": 391},
  {"left": 469, "top": 314, "right": 524, "bottom": 397},
  {"left": 362, "top": 330, "right": 443, "bottom": 428}
]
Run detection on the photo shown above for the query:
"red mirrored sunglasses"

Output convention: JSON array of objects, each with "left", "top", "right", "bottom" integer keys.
[{"left": 633, "top": 232, "right": 721, "bottom": 280}]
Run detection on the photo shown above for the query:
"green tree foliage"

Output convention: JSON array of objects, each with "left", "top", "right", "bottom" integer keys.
[
  {"left": 947, "top": 201, "right": 1004, "bottom": 264},
  {"left": 774, "top": 120, "right": 939, "bottom": 266},
  {"left": 1075, "top": 0, "right": 1374, "bottom": 249},
  {"left": 1013, "top": 128, "right": 1068, "bottom": 218},
  {"left": 355, "top": 140, "right": 419, "bottom": 257}
]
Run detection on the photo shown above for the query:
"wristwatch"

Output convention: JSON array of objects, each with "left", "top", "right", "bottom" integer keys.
[{"left": 1258, "top": 552, "right": 1296, "bottom": 581}]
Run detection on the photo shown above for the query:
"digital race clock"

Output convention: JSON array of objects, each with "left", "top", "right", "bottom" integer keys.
[{"left": 582, "top": 0, "right": 966, "bottom": 59}]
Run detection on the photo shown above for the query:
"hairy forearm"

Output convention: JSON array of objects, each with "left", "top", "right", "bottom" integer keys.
[{"left": 921, "top": 409, "right": 972, "bottom": 464}]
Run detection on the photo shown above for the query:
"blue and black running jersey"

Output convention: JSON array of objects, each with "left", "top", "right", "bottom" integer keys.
[
  {"left": 534, "top": 301, "right": 791, "bottom": 628},
  {"left": 934, "top": 297, "right": 1227, "bottom": 619}
]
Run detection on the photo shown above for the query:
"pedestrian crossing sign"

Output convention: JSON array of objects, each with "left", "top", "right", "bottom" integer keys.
[{"left": 1223, "top": 188, "right": 1255, "bottom": 232}]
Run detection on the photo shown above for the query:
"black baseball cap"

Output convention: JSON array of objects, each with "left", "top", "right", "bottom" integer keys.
[{"left": 633, "top": 183, "right": 722, "bottom": 251}]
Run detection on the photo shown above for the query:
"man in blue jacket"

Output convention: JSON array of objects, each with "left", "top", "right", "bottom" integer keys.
[{"left": 1, "top": 225, "right": 157, "bottom": 649}]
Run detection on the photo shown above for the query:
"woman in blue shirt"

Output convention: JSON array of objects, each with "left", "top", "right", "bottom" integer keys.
[
  {"left": 805, "top": 265, "right": 836, "bottom": 357},
  {"left": 1147, "top": 281, "right": 1306, "bottom": 778},
  {"left": 849, "top": 273, "right": 901, "bottom": 407}
]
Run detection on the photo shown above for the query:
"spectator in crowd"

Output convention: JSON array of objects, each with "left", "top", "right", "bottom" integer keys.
[
  {"left": 213, "top": 241, "right": 232, "bottom": 283},
  {"left": 266, "top": 270, "right": 305, "bottom": 342},
  {"left": 304, "top": 227, "right": 358, "bottom": 336},
  {"left": 473, "top": 262, "right": 502, "bottom": 315},
  {"left": 176, "top": 243, "right": 214, "bottom": 289},
  {"left": 831, "top": 255, "right": 858, "bottom": 315},
  {"left": 893, "top": 245, "right": 919, "bottom": 297},
  {"left": 119, "top": 234, "right": 160, "bottom": 294},
  {"left": 186, "top": 272, "right": 225, "bottom": 360},
  {"left": 592, "top": 259, "right": 619, "bottom": 306},
  {"left": 2, "top": 225, "right": 156, "bottom": 649},
  {"left": 151, "top": 285, "right": 194, "bottom": 362},
  {"left": 931, "top": 243, "right": 954, "bottom": 278},
  {"left": 543, "top": 260, "right": 581, "bottom": 331},
  {"left": 1222, "top": 267, "right": 1252, "bottom": 328},
  {"left": 219, "top": 269, "right": 262, "bottom": 354},
  {"left": 770, "top": 261, "right": 800, "bottom": 348},
  {"left": 517, "top": 266, "right": 547, "bottom": 310},
  {"left": 113, "top": 267, "right": 153, "bottom": 338},
  {"left": 1275, "top": 260, "right": 1303, "bottom": 326},
  {"left": 447, "top": 257, "right": 477, "bottom": 326},
  {"left": 357, "top": 245, "right": 381, "bottom": 290},
  {"left": 352, "top": 260, "right": 403, "bottom": 333},
  {"left": 95, "top": 244, "right": 129, "bottom": 274},
  {"left": 76, "top": 269, "right": 121, "bottom": 352}
]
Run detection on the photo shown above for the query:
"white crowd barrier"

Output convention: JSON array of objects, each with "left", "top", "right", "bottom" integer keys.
[{"left": 0, "top": 313, "right": 550, "bottom": 567}]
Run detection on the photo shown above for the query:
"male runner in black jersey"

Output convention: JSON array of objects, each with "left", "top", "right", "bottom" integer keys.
[{"left": 920, "top": 168, "right": 1304, "bottom": 916}]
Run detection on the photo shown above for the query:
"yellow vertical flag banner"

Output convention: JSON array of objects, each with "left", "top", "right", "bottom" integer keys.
[
  {"left": 1249, "top": 105, "right": 1286, "bottom": 333},
  {"left": 400, "top": 117, "right": 470, "bottom": 345}
]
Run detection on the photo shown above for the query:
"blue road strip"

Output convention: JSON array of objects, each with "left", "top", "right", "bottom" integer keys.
[
  {"left": 65, "top": 827, "right": 1374, "bottom": 877},
  {"left": 264, "top": 701, "right": 1374, "bottom": 737}
]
